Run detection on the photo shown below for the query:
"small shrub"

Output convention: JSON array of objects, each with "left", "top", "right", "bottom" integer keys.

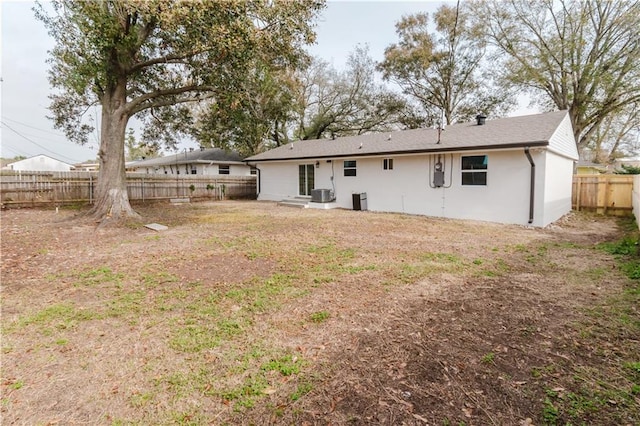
[{"left": 615, "top": 164, "right": 640, "bottom": 175}]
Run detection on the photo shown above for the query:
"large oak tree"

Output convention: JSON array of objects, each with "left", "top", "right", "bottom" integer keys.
[
  {"left": 192, "top": 62, "right": 298, "bottom": 157},
  {"left": 194, "top": 46, "right": 409, "bottom": 153},
  {"left": 474, "top": 0, "right": 640, "bottom": 159},
  {"left": 294, "top": 46, "right": 409, "bottom": 140},
  {"left": 36, "top": 0, "right": 323, "bottom": 221},
  {"left": 379, "top": 2, "right": 513, "bottom": 126}
]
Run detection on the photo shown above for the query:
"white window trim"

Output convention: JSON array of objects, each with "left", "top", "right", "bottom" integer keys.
[
  {"left": 344, "top": 160, "right": 357, "bottom": 177},
  {"left": 461, "top": 155, "right": 488, "bottom": 186}
]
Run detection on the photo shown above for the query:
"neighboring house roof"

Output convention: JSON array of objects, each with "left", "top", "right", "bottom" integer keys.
[
  {"left": 2, "top": 154, "right": 75, "bottom": 170},
  {"left": 74, "top": 162, "right": 99, "bottom": 169},
  {"left": 575, "top": 161, "right": 609, "bottom": 174},
  {"left": 0, "top": 158, "right": 16, "bottom": 168},
  {"left": 128, "top": 148, "right": 244, "bottom": 168},
  {"left": 576, "top": 160, "right": 607, "bottom": 168},
  {"left": 246, "top": 111, "right": 573, "bottom": 162},
  {"left": 616, "top": 157, "right": 640, "bottom": 165}
]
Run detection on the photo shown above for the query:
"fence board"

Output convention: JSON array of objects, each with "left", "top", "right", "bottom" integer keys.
[
  {"left": 0, "top": 171, "right": 256, "bottom": 207},
  {"left": 572, "top": 174, "right": 633, "bottom": 215}
]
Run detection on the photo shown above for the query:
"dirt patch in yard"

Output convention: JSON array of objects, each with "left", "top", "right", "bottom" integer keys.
[{"left": 1, "top": 202, "right": 638, "bottom": 425}]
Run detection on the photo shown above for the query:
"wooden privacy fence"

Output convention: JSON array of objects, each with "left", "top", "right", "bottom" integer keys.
[
  {"left": 0, "top": 171, "right": 256, "bottom": 207},
  {"left": 572, "top": 174, "right": 634, "bottom": 216}
]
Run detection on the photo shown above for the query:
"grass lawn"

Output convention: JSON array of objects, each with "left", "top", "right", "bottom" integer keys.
[{"left": 1, "top": 201, "right": 639, "bottom": 425}]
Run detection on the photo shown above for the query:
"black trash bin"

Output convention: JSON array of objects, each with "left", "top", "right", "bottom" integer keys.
[{"left": 352, "top": 192, "right": 367, "bottom": 211}]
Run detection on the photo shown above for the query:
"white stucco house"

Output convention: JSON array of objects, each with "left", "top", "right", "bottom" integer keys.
[
  {"left": 245, "top": 111, "right": 579, "bottom": 227},
  {"left": 2, "top": 154, "right": 75, "bottom": 172},
  {"left": 126, "top": 147, "right": 254, "bottom": 176},
  {"left": 74, "top": 162, "right": 99, "bottom": 171}
]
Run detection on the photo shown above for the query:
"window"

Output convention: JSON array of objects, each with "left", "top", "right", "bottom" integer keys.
[
  {"left": 461, "top": 155, "right": 487, "bottom": 185},
  {"left": 219, "top": 165, "right": 230, "bottom": 175},
  {"left": 250, "top": 167, "right": 257, "bottom": 175},
  {"left": 383, "top": 158, "right": 394, "bottom": 170},
  {"left": 190, "top": 167, "right": 197, "bottom": 175},
  {"left": 344, "top": 160, "right": 357, "bottom": 176}
]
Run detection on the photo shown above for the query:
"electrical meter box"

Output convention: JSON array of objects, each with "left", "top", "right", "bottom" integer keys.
[{"left": 434, "top": 170, "right": 445, "bottom": 187}]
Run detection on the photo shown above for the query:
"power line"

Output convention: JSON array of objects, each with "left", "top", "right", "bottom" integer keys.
[
  {"left": 0, "top": 116, "right": 99, "bottom": 150},
  {"left": 4, "top": 126, "right": 98, "bottom": 150},
  {"left": 1, "top": 116, "right": 67, "bottom": 137},
  {"left": 1, "top": 121, "right": 84, "bottom": 164},
  {"left": 0, "top": 143, "right": 27, "bottom": 158}
]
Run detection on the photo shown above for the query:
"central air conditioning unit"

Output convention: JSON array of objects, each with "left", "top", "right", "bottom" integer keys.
[{"left": 311, "top": 188, "right": 334, "bottom": 203}]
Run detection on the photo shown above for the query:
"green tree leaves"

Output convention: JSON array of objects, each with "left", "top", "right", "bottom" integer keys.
[
  {"left": 475, "top": 0, "right": 640, "bottom": 159},
  {"left": 36, "top": 0, "right": 324, "bottom": 220},
  {"left": 379, "top": 3, "right": 514, "bottom": 126}
]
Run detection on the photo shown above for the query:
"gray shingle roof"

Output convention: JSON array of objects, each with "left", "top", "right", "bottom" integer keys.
[
  {"left": 128, "top": 148, "right": 243, "bottom": 168},
  {"left": 245, "top": 111, "right": 569, "bottom": 162}
]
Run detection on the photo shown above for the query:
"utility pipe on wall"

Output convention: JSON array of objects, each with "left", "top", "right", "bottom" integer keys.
[
  {"left": 244, "top": 162, "right": 260, "bottom": 196},
  {"left": 254, "top": 165, "right": 261, "bottom": 195},
  {"left": 524, "top": 147, "right": 535, "bottom": 224}
]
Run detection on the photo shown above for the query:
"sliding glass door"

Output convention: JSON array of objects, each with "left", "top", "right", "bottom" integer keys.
[{"left": 298, "top": 164, "right": 315, "bottom": 196}]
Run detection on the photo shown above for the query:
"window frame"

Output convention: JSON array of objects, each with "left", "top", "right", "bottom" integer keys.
[
  {"left": 218, "top": 164, "right": 230, "bottom": 175},
  {"left": 383, "top": 158, "right": 394, "bottom": 170},
  {"left": 343, "top": 160, "right": 357, "bottom": 177},
  {"left": 298, "top": 164, "right": 315, "bottom": 196},
  {"left": 461, "top": 155, "right": 488, "bottom": 186}
]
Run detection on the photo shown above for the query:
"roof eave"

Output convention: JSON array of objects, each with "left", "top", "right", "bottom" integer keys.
[
  {"left": 193, "top": 160, "right": 244, "bottom": 165},
  {"left": 246, "top": 141, "right": 550, "bottom": 163}
]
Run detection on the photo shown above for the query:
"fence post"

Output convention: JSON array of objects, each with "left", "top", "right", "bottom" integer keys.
[
  {"left": 603, "top": 177, "right": 609, "bottom": 214},
  {"left": 53, "top": 174, "right": 58, "bottom": 207}
]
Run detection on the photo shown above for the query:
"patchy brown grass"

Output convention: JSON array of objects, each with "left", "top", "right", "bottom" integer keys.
[{"left": 1, "top": 201, "right": 639, "bottom": 425}]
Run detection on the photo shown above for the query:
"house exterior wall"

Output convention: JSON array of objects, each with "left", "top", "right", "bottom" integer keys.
[
  {"left": 230, "top": 164, "right": 253, "bottom": 176},
  {"left": 6, "top": 155, "right": 73, "bottom": 172},
  {"left": 256, "top": 147, "right": 573, "bottom": 226},
  {"left": 258, "top": 162, "right": 301, "bottom": 198},
  {"left": 538, "top": 149, "right": 575, "bottom": 226},
  {"left": 131, "top": 163, "right": 252, "bottom": 176},
  {"left": 534, "top": 115, "right": 578, "bottom": 226}
]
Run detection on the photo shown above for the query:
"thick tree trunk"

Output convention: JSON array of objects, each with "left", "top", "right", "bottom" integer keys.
[
  {"left": 568, "top": 106, "right": 586, "bottom": 154},
  {"left": 90, "top": 81, "right": 139, "bottom": 222}
]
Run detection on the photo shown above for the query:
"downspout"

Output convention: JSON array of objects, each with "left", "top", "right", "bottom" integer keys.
[
  {"left": 256, "top": 165, "right": 261, "bottom": 196},
  {"left": 246, "top": 162, "right": 260, "bottom": 197},
  {"left": 524, "top": 147, "right": 535, "bottom": 224}
]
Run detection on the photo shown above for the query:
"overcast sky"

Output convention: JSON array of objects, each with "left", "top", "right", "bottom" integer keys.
[{"left": 1, "top": 1, "right": 533, "bottom": 164}]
